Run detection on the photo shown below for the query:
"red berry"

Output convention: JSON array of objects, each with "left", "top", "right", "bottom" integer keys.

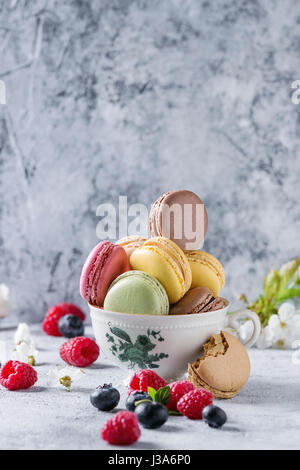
[
  {"left": 101, "top": 411, "right": 140, "bottom": 445},
  {"left": 167, "top": 380, "right": 195, "bottom": 411},
  {"left": 0, "top": 360, "right": 38, "bottom": 391},
  {"left": 60, "top": 337, "right": 99, "bottom": 367},
  {"left": 43, "top": 303, "right": 86, "bottom": 337},
  {"left": 177, "top": 388, "right": 213, "bottom": 419},
  {"left": 128, "top": 369, "right": 167, "bottom": 394}
]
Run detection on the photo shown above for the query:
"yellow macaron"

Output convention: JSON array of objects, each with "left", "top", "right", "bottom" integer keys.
[
  {"left": 184, "top": 250, "right": 225, "bottom": 297},
  {"left": 130, "top": 237, "right": 192, "bottom": 304}
]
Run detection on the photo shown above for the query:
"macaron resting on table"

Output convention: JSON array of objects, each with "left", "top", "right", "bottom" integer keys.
[
  {"left": 80, "top": 241, "right": 130, "bottom": 307},
  {"left": 103, "top": 271, "right": 169, "bottom": 315},
  {"left": 149, "top": 190, "right": 208, "bottom": 250},
  {"left": 184, "top": 250, "right": 225, "bottom": 297},
  {"left": 188, "top": 332, "right": 251, "bottom": 398},
  {"left": 129, "top": 237, "right": 192, "bottom": 304}
]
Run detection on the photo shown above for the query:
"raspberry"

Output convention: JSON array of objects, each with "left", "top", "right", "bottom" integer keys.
[
  {"left": 0, "top": 360, "right": 37, "bottom": 391},
  {"left": 128, "top": 369, "right": 167, "bottom": 394},
  {"left": 101, "top": 411, "right": 140, "bottom": 445},
  {"left": 167, "top": 380, "right": 195, "bottom": 411},
  {"left": 42, "top": 303, "right": 86, "bottom": 337},
  {"left": 60, "top": 337, "right": 99, "bottom": 367},
  {"left": 177, "top": 388, "right": 213, "bottom": 419}
]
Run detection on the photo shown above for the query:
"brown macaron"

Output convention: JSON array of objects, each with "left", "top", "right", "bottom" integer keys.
[
  {"left": 169, "top": 287, "right": 228, "bottom": 315},
  {"left": 149, "top": 190, "right": 208, "bottom": 250},
  {"left": 201, "top": 296, "right": 228, "bottom": 312},
  {"left": 188, "top": 331, "right": 250, "bottom": 399}
]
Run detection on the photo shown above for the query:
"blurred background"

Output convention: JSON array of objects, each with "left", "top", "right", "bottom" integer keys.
[{"left": 0, "top": 0, "right": 299, "bottom": 322}]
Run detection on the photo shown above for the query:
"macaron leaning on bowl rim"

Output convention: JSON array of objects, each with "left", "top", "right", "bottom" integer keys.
[
  {"left": 169, "top": 286, "right": 228, "bottom": 315},
  {"left": 80, "top": 241, "right": 130, "bottom": 307},
  {"left": 130, "top": 237, "right": 192, "bottom": 304},
  {"left": 184, "top": 250, "right": 225, "bottom": 297},
  {"left": 103, "top": 271, "right": 169, "bottom": 315}
]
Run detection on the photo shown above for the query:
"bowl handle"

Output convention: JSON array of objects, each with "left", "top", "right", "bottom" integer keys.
[{"left": 227, "top": 308, "right": 261, "bottom": 348}]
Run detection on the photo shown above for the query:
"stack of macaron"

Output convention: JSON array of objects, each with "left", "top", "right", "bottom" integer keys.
[{"left": 80, "top": 190, "right": 227, "bottom": 315}]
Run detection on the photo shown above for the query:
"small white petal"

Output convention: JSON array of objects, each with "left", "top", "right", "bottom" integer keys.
[
  {"left": 47, "top": 366, "right": 86, "bottom": 389},
  {"left": 238, "top": 321, "right": 253, "bottom": 343},
  {"left": 256, "top": 334, "right": 269, "bottom": 349},
  {"left": 256, "top": 326, "right": 274, "bottom": 349},
  {"left": 290, "top": 315, "right": 300, "bottom": 331},
  {"left": 278, "top": 302, "right": 295, "bottom": 322},
  {"left": 10, "top": 341, "right": 38, "bottom": 363},
  {"left": 14, "top": 323, "right": 34, "bottom": 345},
  {"left": 264, "top": 325, "right": 275, "bottom": 342},
  {"left": 268, "top": 314, "right": 280, "bottom": 328}
]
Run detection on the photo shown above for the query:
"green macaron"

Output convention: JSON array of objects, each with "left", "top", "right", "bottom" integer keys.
[{"left": 103, "top": 271, "right": 169, "bottom": 315}]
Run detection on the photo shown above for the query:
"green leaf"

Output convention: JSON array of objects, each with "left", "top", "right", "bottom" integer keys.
[
  {"left": 275, "top": 287, "right": 300, "bottom": 302},
  {"left": 110, "top": 327, "right": 132, "bottom": 343},
  {"left": 278, "top": 258, "right": 300, "bottom": 291},
  {"left": 168, "top": 410, "right": 182, "bottom": 416},
  {"left": 294, "top": 276, "right": 300, "bottom": 286},
  {"left": 155, "top": 386, "right": 171, "bottom": 405},
  {"left": 263, "top": 269, "right": 281, "bottom": 300},
  {"left": 246, "top": 258, "right": 300, "bottom": 328},
  {"left": 147, "top": 386, "right": 157, "bottom": 401}
]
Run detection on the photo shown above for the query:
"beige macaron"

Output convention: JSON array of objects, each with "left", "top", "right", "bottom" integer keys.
[
  {"left": 188, "top": 331, "right": 250, "bottom": 399},
  {"left": 116, "top": 236, "right": 147, "bottom": 260}
]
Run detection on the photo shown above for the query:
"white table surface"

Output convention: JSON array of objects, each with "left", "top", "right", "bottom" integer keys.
[{"left": 0, "top": 322, "right": 299, "bottom": 450}]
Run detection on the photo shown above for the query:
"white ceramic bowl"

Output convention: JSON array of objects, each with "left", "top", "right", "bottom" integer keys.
[{"left": 90, "top": 304, "right": 260, "bottom": 381}]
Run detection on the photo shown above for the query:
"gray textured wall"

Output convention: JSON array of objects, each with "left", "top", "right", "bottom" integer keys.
[{"left": 0, "top": 0, "right": 299, "bottom": 321}]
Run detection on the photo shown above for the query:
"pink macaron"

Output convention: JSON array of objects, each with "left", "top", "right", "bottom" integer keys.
[{"left": 80, "top": 241, "right": 130, "bottom": 307}]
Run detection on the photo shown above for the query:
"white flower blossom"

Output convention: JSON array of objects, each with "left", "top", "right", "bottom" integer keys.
[
  {"left": 269, "top": 302, "right": 298, "bottom": 349},
  {"left": 256, "top": 325, "right": 275, "bottom": 349},
  {"left": 224, "top": 321, "right": 253, "bottom": 344},
  {"left": 11, "top": 341, "right": 38, "bottom": 365},
  {"left": 238, "top": 320, "right": 254, "bottom": 343},
  {"left": 257, "top": 301, "right": 300, "bottom": 349},
  {"left": 278, "top": 301, "right": 296, "bottom": 321},
  {"left": 0, "top": 284, "right": 11, "bottom": 318},
  {"left": 14, "top": 323, "right": 35, "bottom": 346},
  {"left": 47, "top": 366, "right": 86, "bottom": 391}
]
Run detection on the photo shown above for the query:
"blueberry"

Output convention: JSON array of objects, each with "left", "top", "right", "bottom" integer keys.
[
  {"left": 126, "top": 391, "right": 153, "bottom": 412},
  {"left": 58, "top": 314, "right": 84, "bottom": 338},
  {"left": 90, "top": 384, "right": 120, "bottom": 411},
  {"left": 202, "top": 405, "right": 227, "bottom": 428},
  {"left": 135, "top": 401, "right": 168, "bottom": 429}
]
